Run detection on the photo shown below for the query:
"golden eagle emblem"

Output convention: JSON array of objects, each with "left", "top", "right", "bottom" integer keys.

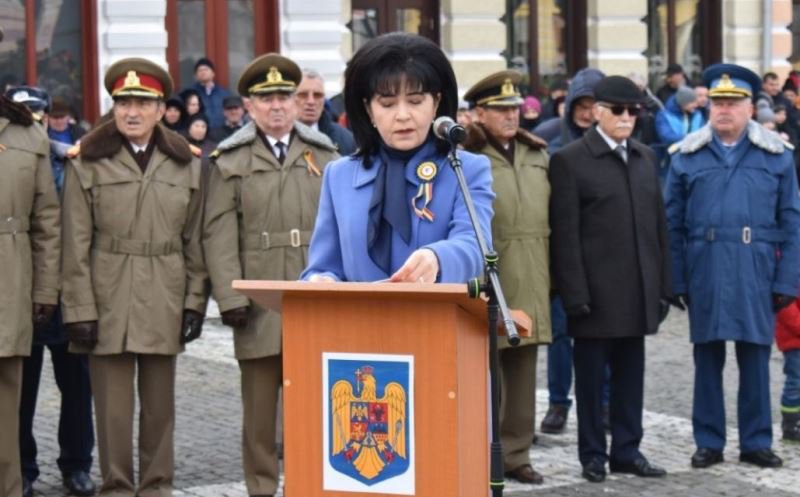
[{"left": 330, "top": 365, "right": 408, "bottom": 482}]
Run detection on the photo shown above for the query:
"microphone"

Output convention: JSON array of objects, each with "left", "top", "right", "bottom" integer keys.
[{"left": 432, "top": 116, "right": 467, "bottom": 144}]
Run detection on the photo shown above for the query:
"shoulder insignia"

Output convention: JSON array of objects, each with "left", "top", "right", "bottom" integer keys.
[
  {"left": 668, "top": 142, "right": 681, "bottom": 155},
  {"left": 66, "top": 144, "right": 81, "bottom": 159},
  {"left": 783, "top": 139, "right": 795, "bottom": 151},
  {"left": 210, "top": 148, "right": 221, "bottom": 159},
  {"left": 189, "top": 144, "right": 202, "bottom": 158}
]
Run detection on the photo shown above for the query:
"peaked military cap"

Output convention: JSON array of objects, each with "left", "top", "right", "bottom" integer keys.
[
  {"left": 104, "top": 58, "right": 173, "bottom": 100},
  {"left": 702, "top": 63, "right": 761, "bottom": 100},
  {"left": 6, "top": 86, "right": 50, "bottom": 113},
  {"left": 238, "top": 53, "right": 301, "bottom": 97},
  {"left": 464, "top": 70, "right": 525, "bottom": 107}
]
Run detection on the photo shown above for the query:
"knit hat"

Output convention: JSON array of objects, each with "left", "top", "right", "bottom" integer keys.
[
  {"left": 675, "top": 85, "right": 697, "bottom": 107},
  {"left": 756, "top": 105, "right": 775, "bottom": 124},
  {"left": 194, "top": 57, "right": 215, "bottom": 72},
  {"left": 521, "top": 96, "right": 541, "bottom": 114}
]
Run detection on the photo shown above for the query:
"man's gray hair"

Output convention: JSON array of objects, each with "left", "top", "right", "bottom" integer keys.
[{"left": 302, "top": 68, "right": 324, "bottom": 82}]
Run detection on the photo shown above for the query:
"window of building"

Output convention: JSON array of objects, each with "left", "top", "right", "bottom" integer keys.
[
  {"left": 165, "top": 0, "right": 278, "bottom": 93},
  {"left": 0, "top": 0, "right": 98, "bottom": 122},
  {"left": 506, "top": 0, "right": 586, "bottom": 97},
  {"left": 645, "top": 0, "right": 721, "bottom": 89},
  {"left": 349, "top": 0, "right": 439, "bottom": 53}
]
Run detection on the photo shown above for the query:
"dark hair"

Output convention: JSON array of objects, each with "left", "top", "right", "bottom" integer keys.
[
  {"left": 344, "top": 32, "right": 458, "bottom": 166},
  {"left": 179, "top": 88, "right": 205, "bottom": 115},
  {"left": 763, "top": 72, "right": 779, "bottom": 82}
]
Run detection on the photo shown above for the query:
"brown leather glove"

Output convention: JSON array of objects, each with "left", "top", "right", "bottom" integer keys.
[
  {"left": 65, "top": 321, "right": 98, "bottom": 349},
  {"left": 221, "top": 306, "right": 249, "bottom": 329},
  {"left": 32, "top": 303, "right": 57, "bottom": 327},
  {"left": 181, "top": 310, "right": 204, "bottom": 344}
]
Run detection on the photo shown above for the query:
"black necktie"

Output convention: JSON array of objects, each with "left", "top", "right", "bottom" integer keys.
[{"left": 276, "top": 141, "right": 286, "bottom": 164}]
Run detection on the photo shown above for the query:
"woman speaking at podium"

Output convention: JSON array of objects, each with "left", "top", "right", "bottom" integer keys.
[{"left": 301, "top": 32, "right": 494, "bottom": 284}]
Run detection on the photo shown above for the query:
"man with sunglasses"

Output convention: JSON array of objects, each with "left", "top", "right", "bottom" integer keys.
[
  {"left": 550, "top": 75, "right": 671, "bottom": 483},
  {"left": 664, "top": 63, "right": 800, "bottom": 470}
]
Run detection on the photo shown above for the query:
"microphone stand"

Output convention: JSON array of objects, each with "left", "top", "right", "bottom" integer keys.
[{"left": 444, "top": 141, "right": 519, "bottom": 497}]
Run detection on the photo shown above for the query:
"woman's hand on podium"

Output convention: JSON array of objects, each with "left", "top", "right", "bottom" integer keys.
[{"left": 390, "top": 248, "right": 439, "bottom": 284}]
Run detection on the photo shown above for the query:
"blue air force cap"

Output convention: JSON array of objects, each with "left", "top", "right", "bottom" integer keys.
[
  {"left": 5, "top": 86, "right": 50, "bottom": 113},
  {"left": 702, "top": 63, "right": 761, "bottom": 100}
]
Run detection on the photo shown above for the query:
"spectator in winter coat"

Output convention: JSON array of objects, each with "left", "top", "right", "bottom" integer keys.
[
  {"left": 190, "top": 57, "right": 232, "bottom": 129},
  {"left": 776, "top": 298, "right": 800, "bottom": 442},
  {"left": 533, "top": 68, "right": 605, "bottom": 152},
  {"left": 655, "top": 85, "right": 706, "bottom": 147}
]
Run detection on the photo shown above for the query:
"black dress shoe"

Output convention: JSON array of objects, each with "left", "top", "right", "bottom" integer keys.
[
  {"left": 609, "top": 457, "right": 667, "bottom": 477},
  {"left": 581, "top": 459, "right": 606, "bottom": 483},
  {"left": 691, "top": 448, "right": 724, "bottom": 468},
  {"left": 740, "top": 449, "right": 783, "bottom": 468},
  {"left": 504, "top": 464, "right": 544, "bottom": 484},
  {"left": 540, "top": 404, "right": 569, "bottom": 434},
  {"left": 22, "top": 476, "right": 33, "bottom": 497},
  {"left": 63, "top": 470, "right": 96, "bottom": 496}
]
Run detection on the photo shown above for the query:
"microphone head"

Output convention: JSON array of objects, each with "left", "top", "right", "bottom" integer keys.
[{"left": 433, "top": 116, "right": 466, "bottom": 144}]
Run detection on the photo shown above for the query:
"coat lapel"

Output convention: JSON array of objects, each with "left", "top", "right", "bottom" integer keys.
[{"left": 252, "top": 138, "right": 280, "bottom": 171}]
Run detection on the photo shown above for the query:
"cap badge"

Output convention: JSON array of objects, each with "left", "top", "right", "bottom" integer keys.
[
  {"left": 717, "top": 74, "right": 735, "bottom": 91},
  {"left": 11, "top": 91, "right": 30, "bottom": 103},
  {"left": 267, "top": 66, "right": 284, "bottom": 84},
  {"left": 124, "top": 70, "right": 141, "bottom": 88},
  {"left": 500, "top": 78, "right": 516, "bottom": 97}
]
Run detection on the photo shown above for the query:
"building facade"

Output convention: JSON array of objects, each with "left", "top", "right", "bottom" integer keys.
[{"left": 0, "top": 0, "right": 795, "bottom": 122}]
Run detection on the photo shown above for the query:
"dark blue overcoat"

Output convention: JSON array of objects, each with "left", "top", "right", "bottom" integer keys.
[{"left": 664, "top": 122, "right": 800, "bottom": 345}]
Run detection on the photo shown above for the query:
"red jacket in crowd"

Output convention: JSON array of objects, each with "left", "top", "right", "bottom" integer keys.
[{"left": 776, "top": 298, "right": 800, "bottom": 351}]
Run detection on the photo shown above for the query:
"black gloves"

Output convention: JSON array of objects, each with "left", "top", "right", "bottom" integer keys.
[
  {"left": 181, "top": 310, "right": 204, "bottom": 344},
  {"left": 774, "top": 293, "right": 795, "bottom": 312},
  {"left": 221, "top": 306, "right": 249, "bottom": 329},
  {"left": 565, "top": 303, "right": 591, "bottom": 317},
  {"left": 668, "top": 294, "right": 690, "bottom": 311},
  {"left": 65, "top": 321, "right": 98, "bottom": 349},
  {"left": 32, "top": 303, "right": 57, "bottom": 327}
]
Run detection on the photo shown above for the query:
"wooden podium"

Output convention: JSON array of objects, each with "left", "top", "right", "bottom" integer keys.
[{"left": 234, "top": 280, "right": 530, "bottom": 497}]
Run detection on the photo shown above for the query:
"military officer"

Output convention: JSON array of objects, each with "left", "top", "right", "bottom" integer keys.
[
  {"left": 665, "top": 64, "right": 800, "bottom": 469},
  {"left": 462, "top": 70, "right": 551, "bottom": 485},
  {"left": 5, "top": 85, "right": 96, "bottom": 497},
  {"left": 203, "top": 53, "right": 339, "bottom": 497},
  {"left": 60, "top": 58, "right": 207, "bottom": 497},
  {"left": 0, "top": 52, "right": 61, "bottom": 497}
]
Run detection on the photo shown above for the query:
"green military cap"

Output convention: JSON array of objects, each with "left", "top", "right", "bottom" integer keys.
[
  {"left": 463, "top": 70, "right": 524, "bottom": 108},
  {"left": 237, "top": 53, "right": 301, "bottom": 97},
  {"left": 104, "top": 57, "right": 173, "bottom": 100}
]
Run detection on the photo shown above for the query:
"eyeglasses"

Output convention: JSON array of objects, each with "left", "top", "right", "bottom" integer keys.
[{"left": 598, "top": 103, "right": 642, "bottom": 116}]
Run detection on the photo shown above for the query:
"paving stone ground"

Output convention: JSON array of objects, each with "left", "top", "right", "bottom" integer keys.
[{"left": 26, "top": 305, "right": 800, "bottom": 496}]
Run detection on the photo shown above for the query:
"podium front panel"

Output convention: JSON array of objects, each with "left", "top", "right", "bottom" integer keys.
[{"left": 281, "top": 295, "right": 489, "bottom": 497}]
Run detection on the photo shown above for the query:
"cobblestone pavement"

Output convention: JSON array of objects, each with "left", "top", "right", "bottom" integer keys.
[{"left": 27, "top": 305, "right": 800, "bottom": 496}]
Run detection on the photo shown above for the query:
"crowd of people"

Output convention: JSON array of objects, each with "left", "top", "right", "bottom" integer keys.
[{"left": 2, "top": 24, "right": 800, "bottom": 497}]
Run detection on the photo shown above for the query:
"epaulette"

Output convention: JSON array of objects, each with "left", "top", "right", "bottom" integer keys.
[
  {"left": 783, "top": 139, "right": 795, "bottom": 151},
  {"left": 209, "top": 149, "right": 221, "bottom": 159},
  {"left": 668, "top": 142, "right": 682, "bottom": 155},
  {"left": 66, "top": 144, "right": 81, "bottom": 159},
  {"left": 189, "top": 144, "right": 202, "bottom": 158}
]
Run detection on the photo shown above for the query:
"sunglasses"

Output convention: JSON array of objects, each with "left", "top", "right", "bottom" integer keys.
[{"left": 598, "top": 103, "right": 642, "bottom": 116}]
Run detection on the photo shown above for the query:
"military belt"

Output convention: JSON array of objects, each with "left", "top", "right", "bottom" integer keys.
[
  {"left": 498, "top": 227, "right": 550, "bottom": 240},
  {"left": 688, "top": 227, "right": 787, "bottom": 245},
  {"left": 0, "top": 217, "right": 30, "bottom": 235},
  {"left": 243, "top": 229, "right": 312, "bottom": 250},
  {"left": 93, "top": 233, "right": 182, "bottom": 256}
]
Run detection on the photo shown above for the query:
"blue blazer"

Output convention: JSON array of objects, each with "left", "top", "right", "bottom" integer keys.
[{"left": 300, "top": 148, "right": 495, "bottom": 283}]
